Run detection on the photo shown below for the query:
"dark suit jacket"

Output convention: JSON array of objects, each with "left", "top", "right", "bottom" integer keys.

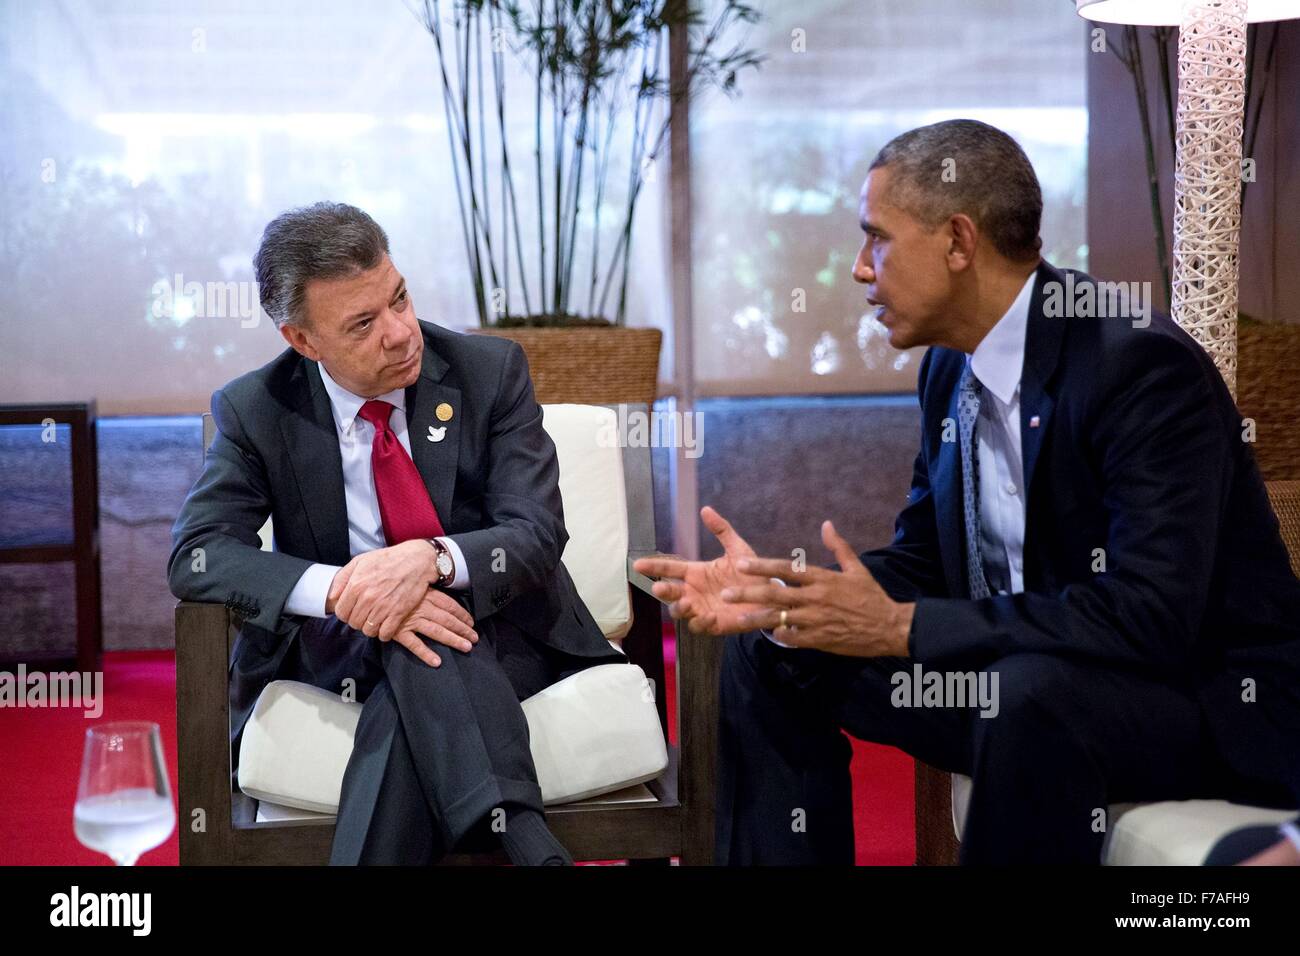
[
  {"left": 168, "top": 320, "right": 622, "bottom": 744},
  {"left": 862, "top": 260, "right": 1300, "bottom": 802}
]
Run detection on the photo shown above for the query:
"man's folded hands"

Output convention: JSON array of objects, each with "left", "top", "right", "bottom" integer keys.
[{"left": 326, "top": 540, "right": 477, "bottom": 667}]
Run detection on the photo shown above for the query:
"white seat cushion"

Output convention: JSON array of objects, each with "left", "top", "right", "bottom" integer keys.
[
  {"left": 521, "top": 662, "right": 667, "bottom": 804},
  {"left": 238, "top": 664, "right": 668, "bottom": 815},
  {"left": 950, "top": 772, "right": 1295, "bottom": 864},
  {"left": 236, "top": 681, "right": 363, "bottom": 814},
  {"left": 1103, "top": 800, "right": 1296, "bottom": 865},
  {"left": 541, "top": 404, "right": 631, "bottom": 642}
]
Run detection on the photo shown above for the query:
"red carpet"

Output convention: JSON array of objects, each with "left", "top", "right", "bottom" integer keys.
[
  {"left": 0, "top": 638, "right": 913, "bottom": 866},
  {"left": 0, "top": 651, "right": 181, "bottom": 866}
]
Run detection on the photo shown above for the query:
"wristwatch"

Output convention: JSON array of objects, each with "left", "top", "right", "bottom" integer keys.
[{"left": 429, "top": 538, "right": 455, "bottom": 586}]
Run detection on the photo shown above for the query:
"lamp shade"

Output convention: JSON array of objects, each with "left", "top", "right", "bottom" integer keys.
[{"left": 1076, "top": 0, "right": 1300, "bottom": 24}]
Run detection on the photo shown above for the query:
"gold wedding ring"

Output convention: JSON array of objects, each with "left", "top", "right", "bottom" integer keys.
[{"left": 779, "top": 609, "right": 788, "bottom": 629}]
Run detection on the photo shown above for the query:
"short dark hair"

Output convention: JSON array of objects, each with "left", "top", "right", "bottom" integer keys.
[
  {"left": 868, "top": 119, "right": 1043, "bottom": 263},
  {"left": 253, "top": 202, "right": 390, "bottom": 328}
]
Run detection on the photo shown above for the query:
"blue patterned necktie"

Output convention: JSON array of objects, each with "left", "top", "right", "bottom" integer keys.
[{"left": 958, "top": 361, "right": 990, "bottom": 599}]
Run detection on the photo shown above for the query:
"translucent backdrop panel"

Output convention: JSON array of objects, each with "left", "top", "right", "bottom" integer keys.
[
  {"left": 691, "top": 0, "right": 1088, "bottom": 395},
  {"left": 0, "top": 0, "right": 673, "bottom": 414}
]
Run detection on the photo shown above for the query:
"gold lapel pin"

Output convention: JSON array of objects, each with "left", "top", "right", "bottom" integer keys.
[{"left": 435, "top": 402, "right": 454, "bottom": 422}]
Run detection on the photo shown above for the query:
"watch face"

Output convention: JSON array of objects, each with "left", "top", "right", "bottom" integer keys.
[{"left": 436, "top": 549, "right": 454, "bottom": 580}]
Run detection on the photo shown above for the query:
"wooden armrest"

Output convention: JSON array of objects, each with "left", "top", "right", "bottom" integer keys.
[{"left": 175, "top": 600, "right": 231, "bottom": 624}]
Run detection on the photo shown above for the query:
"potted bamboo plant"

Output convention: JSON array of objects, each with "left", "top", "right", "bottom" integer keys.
[{"left": 415, "top": 0, "right": 762, "bottom": 404}]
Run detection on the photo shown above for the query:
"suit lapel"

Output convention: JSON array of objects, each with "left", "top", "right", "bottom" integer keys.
[
  {"left": 404, "top": 333, "right": 461, "bottom": 530},
  {"left": 1019, "top": 262, "right": 1068, "bottom": 512},
  {"left": 282, "top": 360, "right": 351, "bottom": 565},
  {"left": 1018, "top": 261, "right": 1069, "bottom": 578}
]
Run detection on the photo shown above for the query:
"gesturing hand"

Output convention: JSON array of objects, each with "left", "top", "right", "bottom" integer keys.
[
  {"left": 373, "top": 587, "right": 478, "bottom": 668},
  {"left": 719, "top": 519, "right": 913, "bottom": 658},
  {"left": 328, "top": 539, "right": 440, "bottom": 638},
  {"left": 632, "top": 506, "right": 770, "bottom": 637}
]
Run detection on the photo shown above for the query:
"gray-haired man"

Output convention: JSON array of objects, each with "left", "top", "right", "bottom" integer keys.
[{"left": 169, "top": 202, "right": 625, "bottom": 865}]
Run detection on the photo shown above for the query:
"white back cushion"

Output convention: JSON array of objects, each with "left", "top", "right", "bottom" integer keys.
[{"left": 541, "top": 404, "right": 631, "bottom": 641}]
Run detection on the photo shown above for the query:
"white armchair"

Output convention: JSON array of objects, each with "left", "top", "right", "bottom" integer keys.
[
  {"left": 176, "top": 402, "right": 720, "bottom": 864},
  {"left": 237, "top": 404, "right": 668, "bottom": 817}
]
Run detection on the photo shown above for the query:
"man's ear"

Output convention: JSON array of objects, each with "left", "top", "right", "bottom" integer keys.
[
  {"left": 279, "top": 321, "right": 321, "bottom": 361},
  {"left": 946, "top": 213, "right": 978, "bottom": 272}
]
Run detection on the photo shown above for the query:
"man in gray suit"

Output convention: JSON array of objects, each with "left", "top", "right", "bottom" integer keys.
[{"left": 168, "top": 202, "right": 625, "bottom": 865}]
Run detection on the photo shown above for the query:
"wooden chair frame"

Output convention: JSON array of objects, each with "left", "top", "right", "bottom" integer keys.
[{"left": 176, "top": 403, "right": 721, "bottom": 865}]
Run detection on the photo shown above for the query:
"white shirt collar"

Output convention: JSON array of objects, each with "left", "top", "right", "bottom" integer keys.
[
  {"left": 317, "top": 361, "right": 406, "bottom": 434},
  {"left": 968, "top": 271, "right": 1037, "bottom": 407}
]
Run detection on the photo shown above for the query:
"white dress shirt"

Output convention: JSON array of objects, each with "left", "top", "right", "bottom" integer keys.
[
  {"left": 967, "top": 270, "right": 1035, "bottom": 598},
  {"left": 764, "top": 271, "right": 1036, "bottom": 647},
  {"left": 282, "top": 360, "right": 469, "bottom": 618}
]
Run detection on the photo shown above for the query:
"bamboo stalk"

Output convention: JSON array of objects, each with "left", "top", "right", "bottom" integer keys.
[
  {"left": 551, "top": 0, "right": 565, "bottom": 315},
  {"left": 561, "top": 1, "right": 607, "bottom": 316},
  {"left": 460, "top": 5, "right": 504, "bottom": 313},
  {"left": 474, "top": 9, "right": 499, "bottom": 319},
  {"left": 596, "top": 28, "right": 657, "bottom": 320},
  {"left": 490, "top": 0, "right": 533, "bottom": 317},
  {"left": 534, "top": 0, "right": 547, "bottom": 313},
  {"left": 426, "top": 0, "right": 487, "bottom": 325},
  {"left": 1126, "top": 25, "right": 1171, "bottom": 313},
  {"left": 1242, "top": 23, "right": 1278, "bottom": 210},
  {"left": 1153, "top": 27, "right": 1176, "bottom": 166},
  {"left": 587, "top": 59, "right": 624, "bottom": 316}
]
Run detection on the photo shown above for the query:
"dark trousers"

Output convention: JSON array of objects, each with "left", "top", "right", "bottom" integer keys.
[
  {"left": 276, "top": 612, "right": 598, "bottom": 864},
  {"left": 716, "top": 630, "right": 1293, "bottom": 865},
  {"left": 1204, "top": 817, "right": 1297, "bottom": 865}
]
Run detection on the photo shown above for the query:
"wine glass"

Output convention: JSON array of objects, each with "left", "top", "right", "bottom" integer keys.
[{"left": 74, "top": 721, "right": 175, "bottom": 866}]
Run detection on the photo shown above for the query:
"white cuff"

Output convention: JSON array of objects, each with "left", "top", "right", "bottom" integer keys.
[
  {"left": 762, "top": 629, "right": 796, "bottom": 649},
  {"left": 283, "top": 563, "right": 343, "bottom": 618},
  {"left": 763, "top": 576, "right": 794, "bottom": 646},
  {"left": 436, "top": 536, "right": 470, "bottom": 590},
  {"left": 1280, "top": 820, "right": 1300, "bottom": 854}
]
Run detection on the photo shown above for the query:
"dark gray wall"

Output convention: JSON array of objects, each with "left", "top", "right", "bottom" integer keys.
[{"left": 1, "top": 396, "right": 921, "bottom": 653}]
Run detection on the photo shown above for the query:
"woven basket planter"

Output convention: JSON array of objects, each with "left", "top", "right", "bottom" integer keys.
[
  {"left": 473, "top": 326, "right": 662, "bottom": 406},
  {"left": 1238, "top": 322, "right": 1300, "bottom": 482}
]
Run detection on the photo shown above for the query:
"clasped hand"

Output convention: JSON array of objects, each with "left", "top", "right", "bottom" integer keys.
[
  {"left": 631, "top": 507, "right": 913, "bottom": 658},
  {"left": 327, "top": 539, "right": 477, "bottom": 668}
]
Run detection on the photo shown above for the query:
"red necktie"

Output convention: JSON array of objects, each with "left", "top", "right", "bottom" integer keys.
[{"left": 356, "top": 399, "right": 446, "bottom": 544}]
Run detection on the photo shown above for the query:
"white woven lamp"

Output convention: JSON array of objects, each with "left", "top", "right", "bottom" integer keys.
[{"left": 1077, "top": 0, "right": 1300, "bottom": 398}]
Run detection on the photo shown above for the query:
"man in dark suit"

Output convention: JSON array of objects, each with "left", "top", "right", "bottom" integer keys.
[
  {"left": 636, "top": 119, "right": 1300, "bottom": 864},
  {"left": 169, "top": 202, "right": 624, "bottom": 865}
]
